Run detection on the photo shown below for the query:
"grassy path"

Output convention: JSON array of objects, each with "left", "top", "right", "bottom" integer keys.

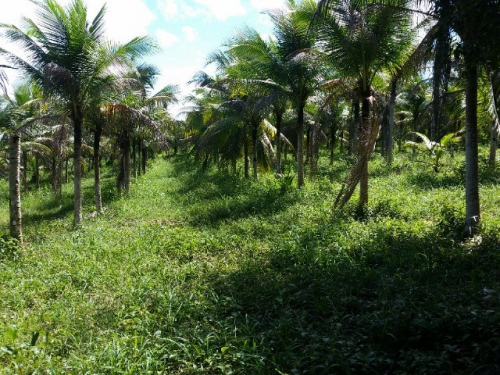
[{"left": 1, "top": 155, "right": 500, "bottom": 374}]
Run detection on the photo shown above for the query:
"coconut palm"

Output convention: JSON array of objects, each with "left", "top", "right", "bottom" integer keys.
[
  {"left": 313, "top": 0, "right": 414, "bottom": 209},
  {"left": 0, "top": 82, "right": 54, "bottom": 243},
  {"left": 0, "top": 0, "right": 156, "bottom": 226},
  {"left": 421, "top": 0, "right": 500, "bottom": 235}
]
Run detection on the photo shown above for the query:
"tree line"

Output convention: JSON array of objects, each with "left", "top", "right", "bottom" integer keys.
[{"left": 1, "top": 0, "right": 500, "bottom": 243}]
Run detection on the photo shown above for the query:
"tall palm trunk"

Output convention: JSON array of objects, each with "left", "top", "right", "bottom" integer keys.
[
  {"left": 138, "top": 140, "right": 142, "bottom": 177},
  {"left": 244, "top": 132, "right": 250, "bottom": 178},
  {"left": 231, "top": 158, "right": 237, "bottom": 174},
  {"left": 464, "top": 52, "right": 480, "bottom": 236},
  {"left": 73, "top": 115, "right": 83, "bottom": 226},
  {"left": 489, "top": 73, "right": 499, "bottom": 169},
  {"left": 93, "top": 123, "right": 103, "bottom": 213},
  {"left": 330, "top": 119, "right": 337, "bottom": 165},
  {"left": 9, "top": 133, "right": 22, "bottom": 244},
  {"left": 252, "top": 122, "right": 258, "bottom": 179},
  {"left": 276, "top": 112, "right": 283, "bottom": 174},
  {"left": 141, "top": 145, "right": 147, "bottom": 175},
  {"left": 349, "top": 101, "right": 360, "bottom": 155},
  {"left": 387, "top": 78, "right": 397, "bottom": 164},
  {"left": 359, "top": 94, "right": 371, "bottom": 208},
  {"left": 35, "top": 156, "right": 40, "bottom": 190},
  {"left": 123, "top": 136, "right": 131, "bottom": 194},
  {"left": 297, "top": 103, "right": 305, "bottom": 188},
  {"left": 22, "top": 151, "right": 28, "bottom": 194},
  {"left": 132, "top": 139, "right": 137, "bottom": 179}
]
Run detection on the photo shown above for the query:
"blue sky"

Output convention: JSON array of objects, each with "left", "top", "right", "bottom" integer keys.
[{"left": 1, "top": 0, "right": 287, "bottom": 115}]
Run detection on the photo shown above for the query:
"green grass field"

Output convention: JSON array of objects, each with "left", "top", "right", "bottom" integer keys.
[{"left": 1, "top": 151, "right": 499, "bottom": 374}]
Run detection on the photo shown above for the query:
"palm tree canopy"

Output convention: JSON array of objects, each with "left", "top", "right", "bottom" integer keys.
[
  {"left": 0, "top": 0, "right": 157, "bottom": 119},
  {"left": 314, "top": 0, "right": 414, "bottom": 91}
]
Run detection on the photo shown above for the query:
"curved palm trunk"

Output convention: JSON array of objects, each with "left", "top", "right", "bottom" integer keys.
[
  {"left": 464, "top": 53, "right": 480, "bottom": 236},
  {"left": 9, "top": 133, "right": 22, "bottom": 244},
  {"left": 297, "top": 103, "right": 305, "bottom": 188},
  {"left": 93, "top": 124, "right": 103, "bottom": 213},
  {"left": 73, "top": 116, "right": 83, "bottom": 227}
]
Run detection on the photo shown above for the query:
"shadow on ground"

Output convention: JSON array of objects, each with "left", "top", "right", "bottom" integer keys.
[{"left": 197, "top": 224, "right": 500, "bottom": 374}]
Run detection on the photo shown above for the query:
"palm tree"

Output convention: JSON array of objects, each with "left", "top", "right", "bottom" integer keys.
[
  {"left": 423, "top": 0, "right": 500, "bottom": 235},
  {"left": 270, "top": 0, "right": 322, "bottom": 187},
  {"left": 314, "top": 0, "right": 414, "bottom": 209},
  {"left": 0, "top": 82, "right": 53, "bottom": 244},
  {"left": 0, "top": 0, "right": 156, "bottom": 226},
  {"left": 226, "top": 27, "right": 291, "bottom": 175}
]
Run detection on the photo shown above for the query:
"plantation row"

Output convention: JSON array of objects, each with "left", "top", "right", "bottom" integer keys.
[{"left": 1, "top": 0, "right": 500, "bottom": 243}]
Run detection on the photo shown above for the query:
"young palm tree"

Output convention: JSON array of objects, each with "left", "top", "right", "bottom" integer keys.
[
  {"left": 0, "top": 0, "right": 156, "bottom": 226},
  {"left": 314, "top": 0, "right": 414, "bottom": 209}
]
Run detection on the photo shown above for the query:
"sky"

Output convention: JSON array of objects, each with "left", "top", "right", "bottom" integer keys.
[{"left": 0, "top": 0, "right": 287, "bottom": 116}]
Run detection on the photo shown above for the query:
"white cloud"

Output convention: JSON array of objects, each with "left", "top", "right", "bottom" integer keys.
[
  {"left": 192, "top": 0, "right": 246, "bottom": 21},
  {"left": 86, "top": 0, "right": 156, "bottom": 42},
  {"left": 250, "top": 0, "right": 285, "bottom": 11},
  {"left": 156, "top": 29, "right": 179, "bottom": 47},
  {"left": 159, "top": 0, "right": 179, "bottom": 19},
  {"left": 182, "top": 26, "right": 198, "bottom": 42}
]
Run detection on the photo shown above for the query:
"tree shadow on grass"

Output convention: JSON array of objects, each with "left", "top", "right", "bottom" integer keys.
[
  {"left": 168, "top": 159, "right": 300, "bottom": 226},
  {"left": 201, "top": 222, "right": 500, "bottom": 374}
]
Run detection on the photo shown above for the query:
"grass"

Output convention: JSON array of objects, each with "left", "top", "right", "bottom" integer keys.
[{"left": 0, "top": 149, "right": 500, "bottom": 374}]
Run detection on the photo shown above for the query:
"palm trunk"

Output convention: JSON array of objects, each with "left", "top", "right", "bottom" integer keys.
[
  {"left": 232, "top": 158, "right": 237, "bottom": 174},
  {"left": 349, "top": 101, "right": 360, "bottom": 155},
  {"left": 244, "top": 133, "right": 249, "bottom": 178},
  {"left": 464, "top": 52, "right": 480, "bottom": 237},
  {"left": 297, "top": 103, "right": 305, "bottom": 188},
  {"left": 330, "top": 120, "right": 336, "bottom": 165},
  {"left": 276, "top": 112, "right": 283, "bottom": 175},
  {"left": 132, "top": 139, "right": 137, "bottom": 179},
  {"left": 93, "top": 124, "right": 103, "bottom": 213},
  {"left": 309, "top": 121, "right": 320, "bottom": 178},
  {"left": 138, "top": 140, "right": 142, "bottom": 177},
  {"left": 489, "top": 73, "right": 499, "bottom": 169},
  {"left": 73, "top": 115, "right": 83, "bottom": 227},
  {"left": 387, "top": 78, "right": 397, "bottom": 164},
  {"left": 141, "top": 146, "right": 147, "bottom": 175},
  {"left": 35, "top": 156, "right": 40, "bottom": 190},
  {"left": 9, "top": 133, "right": 22, "bottom": 244},
  {"left": 489, "top": 119, "right": 499, "bottom": 169},
  {"left": 359, "top": 94, "right": 371, "bottom": 209},
  {"left": 252, "top": 122, "right": 258, "bottom": 180},
  {"left": 123, "top": 136, "right": 131, "bottom": 194},
  {"left": 65, "top": 158, "right": 69, "bottom": 184},
  {"left": 22, "top": 151, "right": 28, "bottom": 194},
  {"left": 305, "top": 125, "right": 310, "bottom": 164}
]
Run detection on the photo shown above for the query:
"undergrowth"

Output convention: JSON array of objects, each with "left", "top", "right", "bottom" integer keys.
[{"left": 0, "top": 150, "right": 499, "bottom": 374}]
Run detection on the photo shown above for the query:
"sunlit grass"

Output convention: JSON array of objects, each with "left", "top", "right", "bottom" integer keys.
[{"left": 1, "top": 149, "right": 499, "bottom": 374}]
